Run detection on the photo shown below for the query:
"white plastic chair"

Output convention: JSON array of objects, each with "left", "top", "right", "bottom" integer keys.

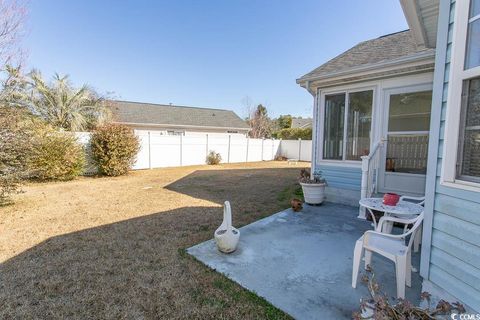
[
  {"left": 399, "top": 195, "right": 425, "bottom": 206},
  {"left": 352, "top": 212, "right": 424, "bottom": 299},
  {"left": 397, "top": 195, "right": 425, "bottom": 252}
]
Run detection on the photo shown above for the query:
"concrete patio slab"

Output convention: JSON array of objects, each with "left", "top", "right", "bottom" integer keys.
[{"left": 188, "top": 203, "right": 422, "bottom": 319}]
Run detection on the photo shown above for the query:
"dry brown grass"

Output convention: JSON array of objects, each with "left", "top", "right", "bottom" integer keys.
[{"left": 0, "top": 161, "right": 307, "bottom": 319}]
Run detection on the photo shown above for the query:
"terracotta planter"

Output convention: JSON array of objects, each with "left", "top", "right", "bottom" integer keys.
[{"left": 300, "top": 182, "right": 326, "bottom": 205}]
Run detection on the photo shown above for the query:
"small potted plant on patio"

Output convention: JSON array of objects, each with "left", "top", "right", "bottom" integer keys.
[{"left": 299, "top": 169, "right": 326, "bottom": 205}]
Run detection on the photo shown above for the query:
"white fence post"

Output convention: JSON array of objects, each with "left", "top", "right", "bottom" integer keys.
[
  {"left": 271, "top": 139, "right": 274, "bottom": 160},
  {"left": 227, "top": 135, "right": 231, "bottom": 163},
  {"left": 246, "top": 137, "right": 249, "bottom": 162},
  {"left": 179, "top": 134, "right": 183, "bottom": 166},
  {"left": 261, "top": 138, "right": 264, "bottom": 161},
  {"left": 148, "top": 131, "right": 152, "bottom": 169},
  {"left": 298, "top": 138, "right": 302, "bottom": 161},
  {"left": 206, "top": 134, "right": 209, "bottom": 160}
]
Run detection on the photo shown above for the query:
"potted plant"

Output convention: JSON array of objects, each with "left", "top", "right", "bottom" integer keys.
[{"left": 299, "top": 169, "right": 326, "bottom": 205}]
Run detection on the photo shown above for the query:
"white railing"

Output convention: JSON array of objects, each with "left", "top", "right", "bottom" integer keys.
[{"left": 358, "top": 140, "right": 384, "bottom": 219}]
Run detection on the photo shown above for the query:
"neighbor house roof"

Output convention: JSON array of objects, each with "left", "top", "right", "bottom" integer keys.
[
  {"left": 291, "top": 118, "right": 312, "bottom": 129},
  {"left": 110, "top": 101, "right": 250, "bottom": 130},
  {"left": 297, "top": 30, "right": 435, "bottom": 86}
]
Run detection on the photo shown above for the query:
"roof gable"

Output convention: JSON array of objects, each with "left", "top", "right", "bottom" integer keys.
[
  {"left": 110, "top": 101, "right": 250, "bottom": 130},
  {"left": 298, "top": 30, "right": 434, "bottom": 83}
]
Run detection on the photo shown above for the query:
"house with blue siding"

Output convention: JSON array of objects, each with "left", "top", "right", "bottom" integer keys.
[{"left": 297, "top": 0, "right": 479, "bottom": 312}]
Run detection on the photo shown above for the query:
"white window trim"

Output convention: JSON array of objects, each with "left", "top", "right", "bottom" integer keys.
[
  {"left": 318, "top": 85, "right": 376, "bottom": 163},
  {"left": 442, "top": 0, "right": 480, "bottom": 191}
]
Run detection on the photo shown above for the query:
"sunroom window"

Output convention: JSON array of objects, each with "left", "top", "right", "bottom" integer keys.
[
  {"left": 323, "top": 90, "right": 373, "bottom": 161},
  {"left": 465, "top": 0, "right": 480, "bottom": 69},
  {"left": 443, "top": 0, "right": 480, "bottom": 187},
  {"left": 457, "top": 77, "right": 480, "bottom": 182}
]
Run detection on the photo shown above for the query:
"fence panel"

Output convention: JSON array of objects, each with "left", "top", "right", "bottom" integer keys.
[
  {"left": 280, "top": 140, "right": 301, "bottom": 159},
  {"left": 133, "top": 130, "right": 151, "bottom": 169},
  {"left": 183, "top": 135, "right": 208, "bottom": 166},
  {"left": 299, "top": 140, "right": 312, "bottom": 161},
  {"left": 229, "top": 136, "right": 249, "bottom": 163},
  {"left": 149, "top": 134, "right": 181, "bottom": 167},
  {"left": 262, "top": 139, "right": 272, "bottom": 160},
  {"left": 76, "top": 131, "right": 306, "bottom": 173},
  {"left": 277, "top": 139, "right": 313, "bottom": 161},
  {"left": 247, "top": 139, "right": 263, "bottom": 162},
  {"left": 208, "top": 135, "right": 230, "bottom": 163}
]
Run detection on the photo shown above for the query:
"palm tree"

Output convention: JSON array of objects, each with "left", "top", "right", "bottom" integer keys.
[{"left": 25, "top": 71, "right": 110, "bottom": 131}]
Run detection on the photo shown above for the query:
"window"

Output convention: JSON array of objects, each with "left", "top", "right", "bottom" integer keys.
[
  {"left": 465, "top": 0, "right": 480, "bottom": 69},
  {"left": 323, "top": 93, "right": 345, "bottom": 160},
  {"left": 386, "top": 91, "right": 432, "bottom": 174},
  {"left": 322, "top": 90, "right": 373, "bottom": 161},
  {"left": 443, "top": 0, "right": 480, "bottom": 187},
  {"left": 457, "top": 77, "right": 480, "bottom": 182}
]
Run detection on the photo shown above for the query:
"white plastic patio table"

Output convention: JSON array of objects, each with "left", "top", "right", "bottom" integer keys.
[{"left": 359, "top": 198, "right": 424, "bottom": 232}]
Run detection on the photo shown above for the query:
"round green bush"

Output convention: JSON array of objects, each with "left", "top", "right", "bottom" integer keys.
[
  {"left": 276, "top": 127, "right": 312, "bottom": 140},
  {"left": 29, "top": 129, "right": 85, "bottom": 181},
  {"left": 91, "top": 124, "right": 140, "bottom": 176}
]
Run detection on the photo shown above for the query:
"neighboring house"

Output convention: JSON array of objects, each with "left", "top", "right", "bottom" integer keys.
[
  {"left": 110, "top": 100, "right": 250, "bottom": 136},
  {"left": 291, "top": 118, "right": 312, "bottom": 129},
  {"left": 298, "top": 0, "right": 479, "bottom": 313}
]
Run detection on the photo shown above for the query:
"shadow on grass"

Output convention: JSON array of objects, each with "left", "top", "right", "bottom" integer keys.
[
  {"left": 0, "top": 206, "right": 291, "bottom": 319},
  {"left": 1, "top": 165, "right": 308, "bottom": 319}
]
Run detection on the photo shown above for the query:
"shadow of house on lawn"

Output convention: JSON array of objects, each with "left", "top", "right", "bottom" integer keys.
[
  {"left": 0, "top": 166, "right": 305, "bottom": 319},
  {"left": 0, "top": 207, "right": 219, "bottom": 319}
]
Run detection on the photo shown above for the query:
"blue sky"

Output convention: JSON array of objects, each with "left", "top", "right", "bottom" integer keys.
[{"left": 24, "top": 0, "right": 408, "bottom": 118}]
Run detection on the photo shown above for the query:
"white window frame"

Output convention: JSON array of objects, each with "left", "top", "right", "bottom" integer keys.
[
  {"left": 318, "top": 86, "right": 376, "bottom": 164},
  {"left": 442, "top": 0, "right": 480, "bottom": 191}
]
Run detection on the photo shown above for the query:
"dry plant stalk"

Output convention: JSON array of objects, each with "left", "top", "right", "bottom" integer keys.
[{"left": 353, "top": 266, "right": 466, "bottom": 320}]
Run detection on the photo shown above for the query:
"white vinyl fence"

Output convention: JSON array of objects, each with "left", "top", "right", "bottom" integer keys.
[
  {"left": 278, "top": 139, "right": 312, "bottom": 162},
  {"left": 133, "top": 132, "right": 281, "bottom": 169},
  {"left": 76, "top": 132, "right": 311, "bottom": 173}
]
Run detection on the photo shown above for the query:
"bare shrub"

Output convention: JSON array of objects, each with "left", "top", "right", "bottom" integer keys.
[
  {"left": 354, "top": 266, "right": 465, "bottom": 319},
  {"left": 91, "top": 124, "right": 140, "bottom": 176},
  {"left": 206, "top": 151, "right": 222, "bottom": 165},
  {"left": 0, "top": 105, "right": 33, "bottom": 204}
]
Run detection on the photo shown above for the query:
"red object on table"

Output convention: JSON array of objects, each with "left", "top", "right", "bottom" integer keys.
[{"left": 383, "top": 193, "right": 400, "bottom": 206}]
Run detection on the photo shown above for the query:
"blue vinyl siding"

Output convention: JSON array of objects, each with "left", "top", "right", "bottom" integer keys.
[
  {"left": 316, "top": 165, "right": 361, "bottom": 191},
  {"left": 427, "top": 0, "right": 480, "bottom": 312}
]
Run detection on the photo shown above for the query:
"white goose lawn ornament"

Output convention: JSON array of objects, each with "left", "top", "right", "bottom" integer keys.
[{"left": 214, "top": 201, "right": 240, "bottom": 253}]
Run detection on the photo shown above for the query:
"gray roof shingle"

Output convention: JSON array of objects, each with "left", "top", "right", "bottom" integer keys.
[
  {"left": 291, "top": 118, "right": 312, "bottom": 129},
  {"left": 110, "top": 101, "right": 250, "bottom": 130},
  {"left": 298, "top": 30, "right": 435, "bottom": 81}
]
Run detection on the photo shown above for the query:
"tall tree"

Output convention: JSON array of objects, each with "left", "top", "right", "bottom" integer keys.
[
  {"left": 0, "top": 0, "right": 26, "bottom": 69},
  {"left": 277, "top": 114, "right": 292, "bottom": 129},
  {"left": 24, "top": 71, "right": 111, "bottom": 131},
  {"left": 248, "top": 104, "right": 272, "bottom": 138}
]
